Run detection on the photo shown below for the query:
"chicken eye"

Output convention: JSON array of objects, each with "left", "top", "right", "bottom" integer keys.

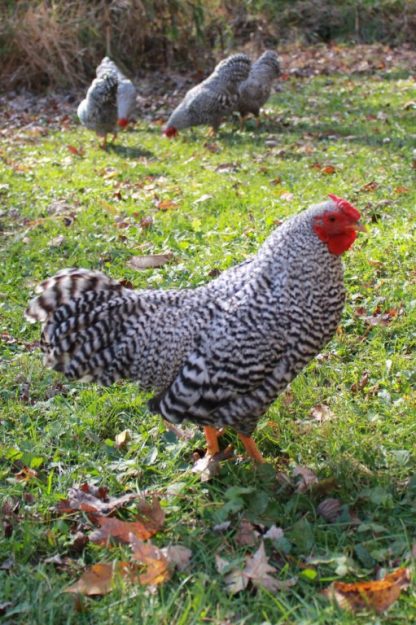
[{"left": 328, "top": 216, "right": 336, "bottom": 222}]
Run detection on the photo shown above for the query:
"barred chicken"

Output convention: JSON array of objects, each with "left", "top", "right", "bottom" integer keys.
[
  {"left": 26, "top": 196, "right": 365, "bottom": 463},
  {"left": 237, "top": 50, "right": 280, "bottom": 128},
  {"left": 164, "top": 53, "right": 251, "bottom": 137},
  {"left": 77, "top": 57, "right": 136, "bottom": 148}
]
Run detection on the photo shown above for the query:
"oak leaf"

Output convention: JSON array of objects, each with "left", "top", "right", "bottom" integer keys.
[{"left": 324, "top": 568, "right": 411, "bottom": 614}]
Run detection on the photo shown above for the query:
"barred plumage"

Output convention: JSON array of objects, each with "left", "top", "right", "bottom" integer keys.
[
  {"left": 164, "top": 53, "right": 251, "bottom": 136},
  {"left": 237, "top": 50, "right": 280, "bottom": 122},
  {"left": 77, "top": 73, "right": 118, "bottom": 137},
  {"left": 96, "top": 57, "right": 137, "bottom": 124},
  {"left": 26, "top": 198, "right": 364, "bottom": 440},
  {"left": 77, "top": 57, "right": 137, "bottom": 145}
]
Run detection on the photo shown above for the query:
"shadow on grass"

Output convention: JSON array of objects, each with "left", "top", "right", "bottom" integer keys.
[{"left": 107, "top": 144, "right": 155, "bottom": 159}]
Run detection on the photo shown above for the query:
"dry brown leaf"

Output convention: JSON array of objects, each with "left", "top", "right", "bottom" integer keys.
[
  {"left": 394, "top": 186, "right": 409, "bottom": 194},
  {"left": 360, "top": 181, "right": 379, "bottom": 192},
  {"left": 321, "top": 165, "right": 336, "bottom": 175},
  {"left": 317, "top": 498, "right": 342, "bottom": 522},
  {"left": 136, "top": 496, "right": 165, "bottom": 533},
  {"left": 293, "top": 466, "right": 319, "bottom": 492},
  {"left": 127, "top": 253, "right": 174, "bottom": 270},
  {"left": 192, "top": 446, "right": 234, "bottom": 481},
  {"left": 243, "top": 542, "right": 282, "bottom": 592},
  {"left": 235, "top": 520, "right": 259, "bottom": 547},
  {"left": 65, "top": 562, "right": 138, "bottom": 596},
  {"left": 324, "top": 568, "right": 411, "bottom": 614},
  {"left": 66, "top": 145, "right": 84, "bottom": 157},
  {"left": 89, "top": 515, "right": 155, "bottom": 545},
  {"left": 310, "top": 404, "right": 335, "bottom": 424},
  {"left": 129, "top": 535, "right": 170, "bottom": 586},
  {"left": 225, "top": 569, "right": 249, "bottom": 594},
  {"left": 156, "top": 199, "right": 178, "bottom": 211},
  {"left": 161, "top": 545, "right": 192, "bottom": 571},
  {"left": 14, "top": 466, "right": 38, "bottom": 482},
  {"left": 115, "top": 429, "right": 131, "bottom": 449},
  {"left": 56, "top": 484, "right": 142, "bottom": 515}
]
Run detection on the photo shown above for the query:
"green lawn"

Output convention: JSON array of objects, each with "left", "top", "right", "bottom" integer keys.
[{"left": 0, "top": 68, "right": 415, "bottom": 624}]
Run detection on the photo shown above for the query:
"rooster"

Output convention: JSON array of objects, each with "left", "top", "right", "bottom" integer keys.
[
  {"left": 164, "top": 53, "right": 251, "bottom": 137},
  {"left": 26, "top": 196, "right": 365, "bottom": 463},
  {"left": 77, "top": 57, "right": 136, "bottom": 148},
  {"left": 237, "top": 50, "right": 280, "bottom": 128}
]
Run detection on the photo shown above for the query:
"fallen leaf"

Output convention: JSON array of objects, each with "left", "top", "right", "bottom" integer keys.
[
  {"left": 48, "top": 235, "right": 65, "bottom": 248},
  {"left": 394, "top": 186, "right": 409, "bottom": 194},
  {"left": 65, "top": 562, "right": 138, "bottom": 596},
  {"left": 156, "top": 199, "right": 178, "bottom": 211},
  {"left": 192, "top": 446, "right": 234, "bottom": 481},
  {"left": 127, "top": 253, "right": 174, "bottom": 270},
  {"left": 351, "top": 371, "right": 369, "bottom": 392},
  {"left": 136, "top": 496, "right": 165, "bottom": 534},
  {"left": 115, "top": 429, "right": 131, "bottom": 449},
  {"left": 263, "top": 525, "right": 284, "bottom": 541},
  {"left": 161, "top": 545, "right": 192, "bottom": 571},
  {"left": 193, "top": 193, "right": 213, "bottom": 204},
  {"left": 317, "top": 498, "right": 342, "bottom": 522},
  {"left": 360, "top": 181, "right": 379, "bottom": 192},
  {"left": 324, "top": 568, "right": 411, "bottom": 614},
  {"left": 293, "top": 466, "right": 318, "bottom": 492},
  {"left": 224, "top": 568, "right": 249, "bottom": 594},
  {"left": 14, "top": 466, "right": 38, "bottom": 482},
  {"left": 244, "top": 542, "right": 289, "bottom": 592},
  {"left": 310, "top": 404, "right": 335, "bottom": 423},
  {"left": 56, "top": 484, "right": 142, "bottom": 515},
  {"left": 321, "top": 165, "right": 336, "bottom": 175},
  {"left": 215, "top": 554, "right": 230, "bottom": 575},
  {"left": 66, "top": 145, "right": 84, "bottom": 157},
  {"left": 89, "top": 515, "right": 155, "bottom": 545},
  {"left": 129, "top": 535, "right": 170, "bottom": 586},
  {"left": 213, "top": 521, "right": 231, "bottom": 532},
  {"left": 235, "top": 520, "right": 259, "bottom": 546}
]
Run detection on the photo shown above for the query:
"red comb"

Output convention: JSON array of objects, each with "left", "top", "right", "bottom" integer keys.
[
  {"left": 163, "top": 126, "right": 178, "bottom": 138},
  {"left": 328, "top": 194, "right": 361, "bottom": 220}
]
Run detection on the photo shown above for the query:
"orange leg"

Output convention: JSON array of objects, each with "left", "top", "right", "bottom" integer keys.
[
  {"left": 204, "top": 426, "right": 220, "bottom": 456},
  {"left": 237, "top": 433, "right": 265, "bottom": 464}
]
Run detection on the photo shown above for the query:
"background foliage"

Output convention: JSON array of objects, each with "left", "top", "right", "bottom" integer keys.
[{"left": 1, "top": 0, "right": 416, "bottom": 89}]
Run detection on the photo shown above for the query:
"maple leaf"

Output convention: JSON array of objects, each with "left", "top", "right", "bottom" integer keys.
[{"left": 243, "top": 542, "right": 282, "bottom": 592}]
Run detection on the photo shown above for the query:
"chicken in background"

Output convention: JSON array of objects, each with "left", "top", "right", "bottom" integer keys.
[
  {"left": 163, "top": 53, "right": 251, "bottom": 137},
  {"left": 26, "top": 196, "right": 365, "bottom": 464},
  {"left": 77, "top": 57, "right": 136, "bottom": 148},
  {"left": 237, "top": 50, "right": 280, "bottom": 129}
]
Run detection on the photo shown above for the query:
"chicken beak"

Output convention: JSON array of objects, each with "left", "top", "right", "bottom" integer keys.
[{"left": 352, "top": 221, "right": 367, "bottom": 233}]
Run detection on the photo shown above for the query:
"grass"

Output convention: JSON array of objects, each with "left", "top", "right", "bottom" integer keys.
[{"left": 0, "top": 68, "right": 416, "bottom": 624}]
